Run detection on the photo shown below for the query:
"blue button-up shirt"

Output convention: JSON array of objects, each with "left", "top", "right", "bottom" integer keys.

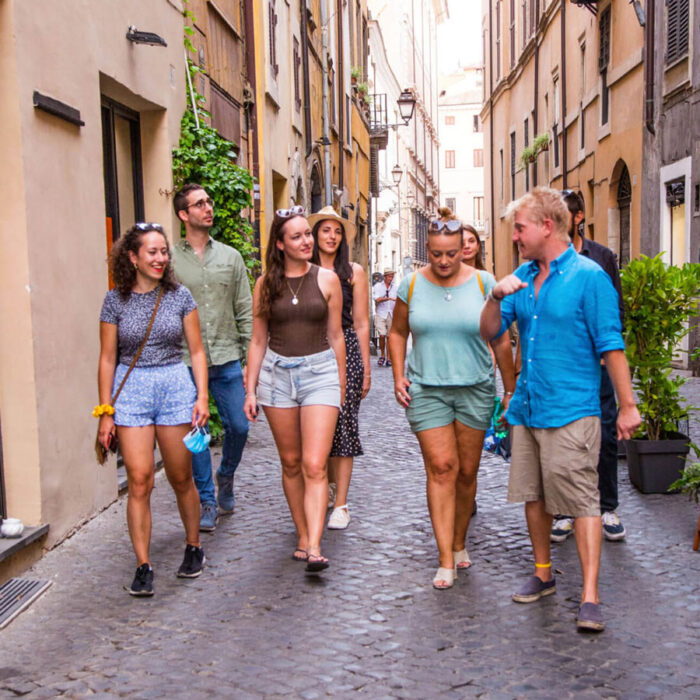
[{"left": 497, "top": 245, "right": 624, "bottom": 429}]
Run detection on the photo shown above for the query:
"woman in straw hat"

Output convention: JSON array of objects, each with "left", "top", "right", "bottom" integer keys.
[{"left": 310, "top": 207, "right": 371, "bottom": 530}]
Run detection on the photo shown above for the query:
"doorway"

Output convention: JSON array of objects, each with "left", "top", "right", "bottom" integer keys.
[{"left": 617, "top": 165, "right": 631, "bottom": 266}]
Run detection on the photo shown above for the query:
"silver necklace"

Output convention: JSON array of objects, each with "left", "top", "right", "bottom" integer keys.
[
  {"left": 444, "top": 290, "right": 453, "bottom": 302},
  {"left": 286, "top": 274, "right": 306, "bottom": 305}
]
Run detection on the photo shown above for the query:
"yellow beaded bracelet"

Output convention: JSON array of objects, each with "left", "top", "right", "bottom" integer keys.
[
  {"left": 534, "top": 562, "right": 552, "bottom": 568},
  {"left": 92, "top": 404, "right": 115, "bottom": 418}
]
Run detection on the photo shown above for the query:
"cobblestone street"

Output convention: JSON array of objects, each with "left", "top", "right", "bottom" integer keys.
[{"left": 1, "top": 369, "right": 699, "bottom": 699}]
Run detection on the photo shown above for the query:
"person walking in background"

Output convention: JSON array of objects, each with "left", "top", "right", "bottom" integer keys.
[
  {"left": 480, "top": 187, "right": 640, "bottom": 632},
  {"left": 550, "top": 190, "right": 627, "bottom": 544},
  {"left": 462, "top": 224, "right": 486, "bottom": 271},
  {"left": 310, "top": 207, "right": 371, "bottom": 531},
  {"left": 172, "top": 184, "right": 253, "bottom": 534},
  {"left": 97, "top": 223, "right": 210, "bottom": 596},
  {"left": 244, "top": 206, "right": 346, "bottom": 573},
  {"left": 373, "top": 269, "right": 397, "bottom": 367},
  {"left": 389, "top": 213, "right": 515, "bottom": 589}
]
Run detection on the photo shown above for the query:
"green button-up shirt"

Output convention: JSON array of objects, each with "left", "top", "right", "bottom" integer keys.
[{"left": 173, "top": 237, "right": 253, "bottom": 367}]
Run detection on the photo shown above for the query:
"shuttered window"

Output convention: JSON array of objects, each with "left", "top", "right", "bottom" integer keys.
[
  {"left": 598, "top": 7, "right": 611, "bottom": 72},
  {"left": 666, "top": 0, "right": 690, "bottom": 64}
]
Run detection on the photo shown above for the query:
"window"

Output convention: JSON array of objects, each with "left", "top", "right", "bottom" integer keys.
[
  {"left": 522, "top": 0, "right": 527, "bottom": 47},
  {"left": 293, "top": 37, "right": 301, "bottom": 112},
  {"left": 510, "top": 132, "right": 516, "bottom": 197},
  {"left": 666, "top": 0, "right": 690, "bottom": 64},
  {"left": 445, "top": 150, "right": 456, "bottom": 168},
  {"left": 580, "top": 102, "right": 585, "bottom": 150},
  {"left": 269, "top": 0, "right": 279, "bottom": 78},
  {"left": 553, "top": 123, "right": 559, "bottom": 168},
  {"left": 473, "top": 149, "right": 484, "bottom": 167},
  {"left": 474, "top": 196, "right": 484, "bottom": 224},
  {"left": 445, "top": 197, "right": 456, "bottom": 212},
  {"left": 473, "top": 114, "right": 481, "bottom": 132},
  {"left": 599, "top": 6, "right": 611, "bottom": 125},
  {"left": 509, "top": 0, "right": 516, "bottom": 68},
  {"left": 523, "top": 117, "right": 529, "bottom": 191},
  {"left": 499, "top": 148, "right": 504, "bottom": 200},
  {"left": 445, "top": 115, "right": 455, "bottom": 125}
]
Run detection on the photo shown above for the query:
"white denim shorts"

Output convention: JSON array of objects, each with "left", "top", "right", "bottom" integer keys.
[{"left": 257, "top": 348, "right": 341, "bottom": 409}]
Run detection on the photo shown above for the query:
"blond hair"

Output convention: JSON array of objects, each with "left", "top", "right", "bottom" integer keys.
[
  {"left": 504, "top": 187, "right": 569, "bottom": 241},
  {"left": 437, "top": 205, "right": 456, "bottom": 219}
]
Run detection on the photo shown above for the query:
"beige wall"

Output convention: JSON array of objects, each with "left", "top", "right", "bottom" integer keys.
[
  {"left": 482, "top": 0, "right": 644, "bottom": 277},
  {"left": 0, "top": 0, "right": 186, "bottom": 563}
]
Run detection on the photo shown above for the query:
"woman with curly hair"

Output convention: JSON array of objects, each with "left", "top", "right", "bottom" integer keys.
[
  {"left": 309, "top": 207, "right": 371, "bottom": 530},
  {"left": 244, "top": 206, "right": 346, "bottom": 573},
  {"left": 97, "top": 223, "right": 210, "bottom": 596}
]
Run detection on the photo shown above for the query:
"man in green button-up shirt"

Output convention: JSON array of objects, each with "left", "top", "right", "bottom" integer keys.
[{"left": 173, "top": 184, "right": 253, "bottom": 533}]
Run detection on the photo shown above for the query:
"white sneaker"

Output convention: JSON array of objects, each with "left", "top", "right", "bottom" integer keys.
[
  {"left": 550, "top": 516, "right": 574, "bottom": 543},
  {"left": 327, "top": 482, "right": 337, "bottom": 510},
  {"left": 602, "top": 511, "right": 626, "bottom": 541},
  {"left": 328, "top": 505, "right": 350, "bottom": 530}
]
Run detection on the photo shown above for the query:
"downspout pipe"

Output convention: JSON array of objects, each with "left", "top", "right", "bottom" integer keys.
[
  {"left": 533, "top": 36, "right": 539, "bottom": 187},
  {"left": 560, "top": 0, "right": 568, "bottom": 189},
  {"left": 488, "top": 0, "right": 496, "bottom": 273},
  {"left": 321, "top": 0, "right": 332, "bottom": 206},
  {"left": 644, "top": 0, "right": 656, "bottom": 134}
]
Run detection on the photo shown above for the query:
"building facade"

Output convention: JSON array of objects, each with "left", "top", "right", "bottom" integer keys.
[
  {"left": 481, "top": 0, "right": 645, "bottom": 277},
  {"left": 641, "top": 0, "right": 699, "bottom": 371},
  {"left": 438, "top": 66, "right": 487, "bottom": 260},
  {"left": 0, "top": 0, "right": 187, "bottom": 579},
  {"left": 367, "top": 0, "right": 447, "bottom": 279},
  {"left": 255, "top": 0, "right": 371, "bottom": 267}
]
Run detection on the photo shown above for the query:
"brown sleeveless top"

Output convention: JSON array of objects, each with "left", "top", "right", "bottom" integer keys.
[{"left": 268, "top": 264, "right": 329, "bottom": 356}]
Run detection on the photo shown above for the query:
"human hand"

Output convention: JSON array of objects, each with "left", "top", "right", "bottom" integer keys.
[
  {"left": 361, "top": 370, "right": 371, "bottom": 399},
  {"left": 499, "top": 393, "right": 512, "bottom": 429},
  {"left": 617, "top": 404, "right": 641, "bottom": 440},
  {"left": 394, "top": 377, "right": 411, "bottom": 408},
  {"left": 192, "top": 396, "right": 210, "bottom": 427},
  {"left": 98, "top": 415, "right": 116, "bottom": 451},
  {"left": 492, "top": 274, "right": 528, "bottom": 300},
  {"left": 243, "top": 393, "right": 259, "bottom": 422}
]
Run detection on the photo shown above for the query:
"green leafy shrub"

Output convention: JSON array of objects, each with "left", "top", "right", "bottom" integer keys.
[
  {"left": 621, "top": 254, "right": 700, "bottom": 440},
  {"left": 669, "top": 457, "right": 700, "bottom": 503}
]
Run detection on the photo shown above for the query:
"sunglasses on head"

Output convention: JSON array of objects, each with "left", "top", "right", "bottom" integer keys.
[
  {"left": 134, "top": 222, "right": 164, "bottom": 233},
  {"left": 276, "top": 205, "right": 306, "bottom": 218},
  {"left": 429, "top": 219, "right": 463, "bottom": 233}
]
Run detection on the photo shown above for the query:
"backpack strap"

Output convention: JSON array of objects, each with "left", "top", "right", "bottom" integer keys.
[
  {"left": 476, "top": 272, "right": 485, "bottom": 299},
  {"left": 407, "top": 272, "right": 417, "bottom": 306}
]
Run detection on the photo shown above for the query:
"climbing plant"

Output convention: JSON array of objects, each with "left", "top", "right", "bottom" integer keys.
[{"left": 172, "top": 5, "right": 258, "bottom": 273}]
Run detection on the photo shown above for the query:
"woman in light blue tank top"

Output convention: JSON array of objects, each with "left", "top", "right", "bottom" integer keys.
[{"left": 389, "top": 212, "right": 516, "bottom": 590}]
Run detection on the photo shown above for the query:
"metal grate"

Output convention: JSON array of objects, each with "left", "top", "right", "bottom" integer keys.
[{"left": 0, "top": 578, "right": 52, "bottom": 629}]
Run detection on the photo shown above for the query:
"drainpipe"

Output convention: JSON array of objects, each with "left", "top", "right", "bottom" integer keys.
[
  {"left": 337, "top": 0, "right": 344, "bottom": 192},
  {"left": 321, "top": 0, "right": 332, "bottom": 206},
  {"left": 560, "top": 0, "right": 568, "bottom": 188},
  {"left": 644, "top": 0, "right": 656, "bottom": 134},
  {"left": 301, "top": 3, "right": 313, "bottom": 156},
  {"left": 533, "top": 36, "right": 539, "bottom": 187},
  {"left": 488, "top": 0, "right": 496, "bottom": 273},
  {"left": 244, "top": 0, "right": 260, "bottom": 243}
]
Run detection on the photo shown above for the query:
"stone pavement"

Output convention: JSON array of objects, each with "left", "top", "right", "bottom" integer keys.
[{"left": 1, "top": 369, "right": 699, "bottom": 699}]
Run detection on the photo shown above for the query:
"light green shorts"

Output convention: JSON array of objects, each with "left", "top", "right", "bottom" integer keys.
[{"left": 406, "top": 380, "right": 495, "bottom": 434}]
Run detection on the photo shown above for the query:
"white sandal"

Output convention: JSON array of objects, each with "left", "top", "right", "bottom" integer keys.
[
  {"left": 454, "top": 548, "right": 472, "bottom": 570},
  {"left": 432, "top": 566, "right": 457, "bottom": 590}
]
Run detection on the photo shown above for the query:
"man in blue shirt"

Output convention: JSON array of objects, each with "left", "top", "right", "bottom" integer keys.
[
  {"left": 480, "top": 187, "right": 640, "bottom": 633},
  {"left": 550, "top": 191, "right": 627, "bottom": 544}
]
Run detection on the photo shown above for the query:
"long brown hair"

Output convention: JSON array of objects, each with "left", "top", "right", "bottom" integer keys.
[
  {"left": 258, "top": 213, "right": 308, "bottom": 317},
  {"left": 462, "top": 224, "right": 485, "bottom": 270},
  {"left": 109, "top": 225, "right": 179, "bottom": 298},
  {"left": 310, "top": 219, "right": 353, "bottom": 283}
]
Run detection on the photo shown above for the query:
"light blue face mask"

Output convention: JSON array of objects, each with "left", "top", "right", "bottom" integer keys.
[{"left": 183, "top": 426, "right": 211, "bottom": 454}]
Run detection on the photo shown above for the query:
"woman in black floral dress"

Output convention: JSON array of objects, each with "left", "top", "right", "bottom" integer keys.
[{"left": 310, "top": 207, "right": 371, "bottom": 530}]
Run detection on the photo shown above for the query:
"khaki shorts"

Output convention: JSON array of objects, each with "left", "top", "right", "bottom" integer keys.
[
  {"left": 508, "top": 416, "right": 601, "bottom": 517},
  {"left": 375, "top": 314, "right": 393, "bottom": 336}
]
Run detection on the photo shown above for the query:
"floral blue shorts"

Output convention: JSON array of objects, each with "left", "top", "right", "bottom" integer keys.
[{"left": 112, "top": 362, "right": 196, "bottom": 427}]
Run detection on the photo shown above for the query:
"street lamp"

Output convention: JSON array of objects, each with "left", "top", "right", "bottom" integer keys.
[
  {"left": 391, "top": 164, "right": 403, "bottom": 186},
  {"left": 397, "top": 89, "right": 416, "bottom": 126}
]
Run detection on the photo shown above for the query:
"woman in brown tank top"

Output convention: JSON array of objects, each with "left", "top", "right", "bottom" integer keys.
[{"left": 244, "top": 207, "right": 346, "bottom": 573}]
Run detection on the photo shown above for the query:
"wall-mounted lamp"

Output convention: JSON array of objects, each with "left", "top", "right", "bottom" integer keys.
[
  {"left": 391, "top": 164, "right": 403, "bottom": 186},
  {"left": 397, "top": 89, "right": 417, "bottom": 125},
  {"left": 126, "top": 26, "right": 168, "bottom": 47},
  {"left": 630, "top": 0, "right": 646, "bottom": 27}
]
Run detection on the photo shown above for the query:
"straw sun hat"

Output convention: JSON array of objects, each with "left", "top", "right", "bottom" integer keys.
[{"left": 306, "top": 206, "right": 356, "bottom": 239}]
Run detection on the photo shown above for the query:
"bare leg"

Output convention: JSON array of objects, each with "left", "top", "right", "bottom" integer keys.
[
  {"left": 300, "top": 405, "right": 339, "bottom": 556},
  {"left": 574, "top": 515, "right": 602, "bottom": 603},
  {"left": 117, "top": 425, "right": 157, "bottom": 566},
  {"left": 416, "top": 425, "right": 459, "bottom": 575},
  {"left": 330, "top": 456, "right": 353, "bottom": 508},
  {"left": 525, "top": 500, "right": 553, "bottom": 581},
  {"left": 155, "top": 424, "right": 200, "bottom": 547},
  {"left": 263, "top": 406, "right": 308, "bottom": 552},
  {"left": 378, "top": 334, "right": 386, "bottom": 358},
  {"left": 452, "top": 422, "right": 486, "bottom": 555}
]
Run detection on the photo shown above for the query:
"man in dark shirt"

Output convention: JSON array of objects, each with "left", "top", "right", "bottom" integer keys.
[{"left": 550, "top": 190, "right": 627, "bottom": 543}]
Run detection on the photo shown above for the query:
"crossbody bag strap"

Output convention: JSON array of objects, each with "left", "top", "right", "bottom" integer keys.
[
  {"left": 407, "top": 272, "right": 417, "bottom": 306},
  {"left": 476, "top": 272, "right": 485, "bottom": 299},
  {"left": 110, "top": 285, "right": 165, "bottom": 405}
]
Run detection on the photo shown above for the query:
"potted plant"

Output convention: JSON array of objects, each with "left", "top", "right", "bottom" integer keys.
[
  {"left": 532, "top": 132, "right": 550, "bottom": 153},
  {"left": 351, "top": 66, "right": 361, "bottom": 86},
  {"left": 620, "top": 254, "right": 700, "bottom": 493},
  {"left": 519, "top": 144, "right": 537, "bottom": 168},
  {"left": 669, "top": 458, "right": 700, "bottom": 550}
]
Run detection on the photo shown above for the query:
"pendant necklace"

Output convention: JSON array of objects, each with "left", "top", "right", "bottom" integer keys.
[
  {"left": 444, "top": 289, "right": 453, "bottom": 302},
  {"left": 286, "top": 274, "right": 306, "bottom": 305}
]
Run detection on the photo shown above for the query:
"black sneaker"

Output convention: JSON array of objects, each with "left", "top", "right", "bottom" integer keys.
[
  {"left": 177, "top": 544, "right": 206, "bottom": 578},
  {"left": 126, "top": 563, "right": 154, "bottom": 596}
]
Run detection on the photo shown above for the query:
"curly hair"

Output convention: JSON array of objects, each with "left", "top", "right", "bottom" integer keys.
[
  {"left": 109, "top": 225, "right": 179, "bottom": 298},
  {"left": 257, "top": 213, "right": 308, "bottom": 318}
]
